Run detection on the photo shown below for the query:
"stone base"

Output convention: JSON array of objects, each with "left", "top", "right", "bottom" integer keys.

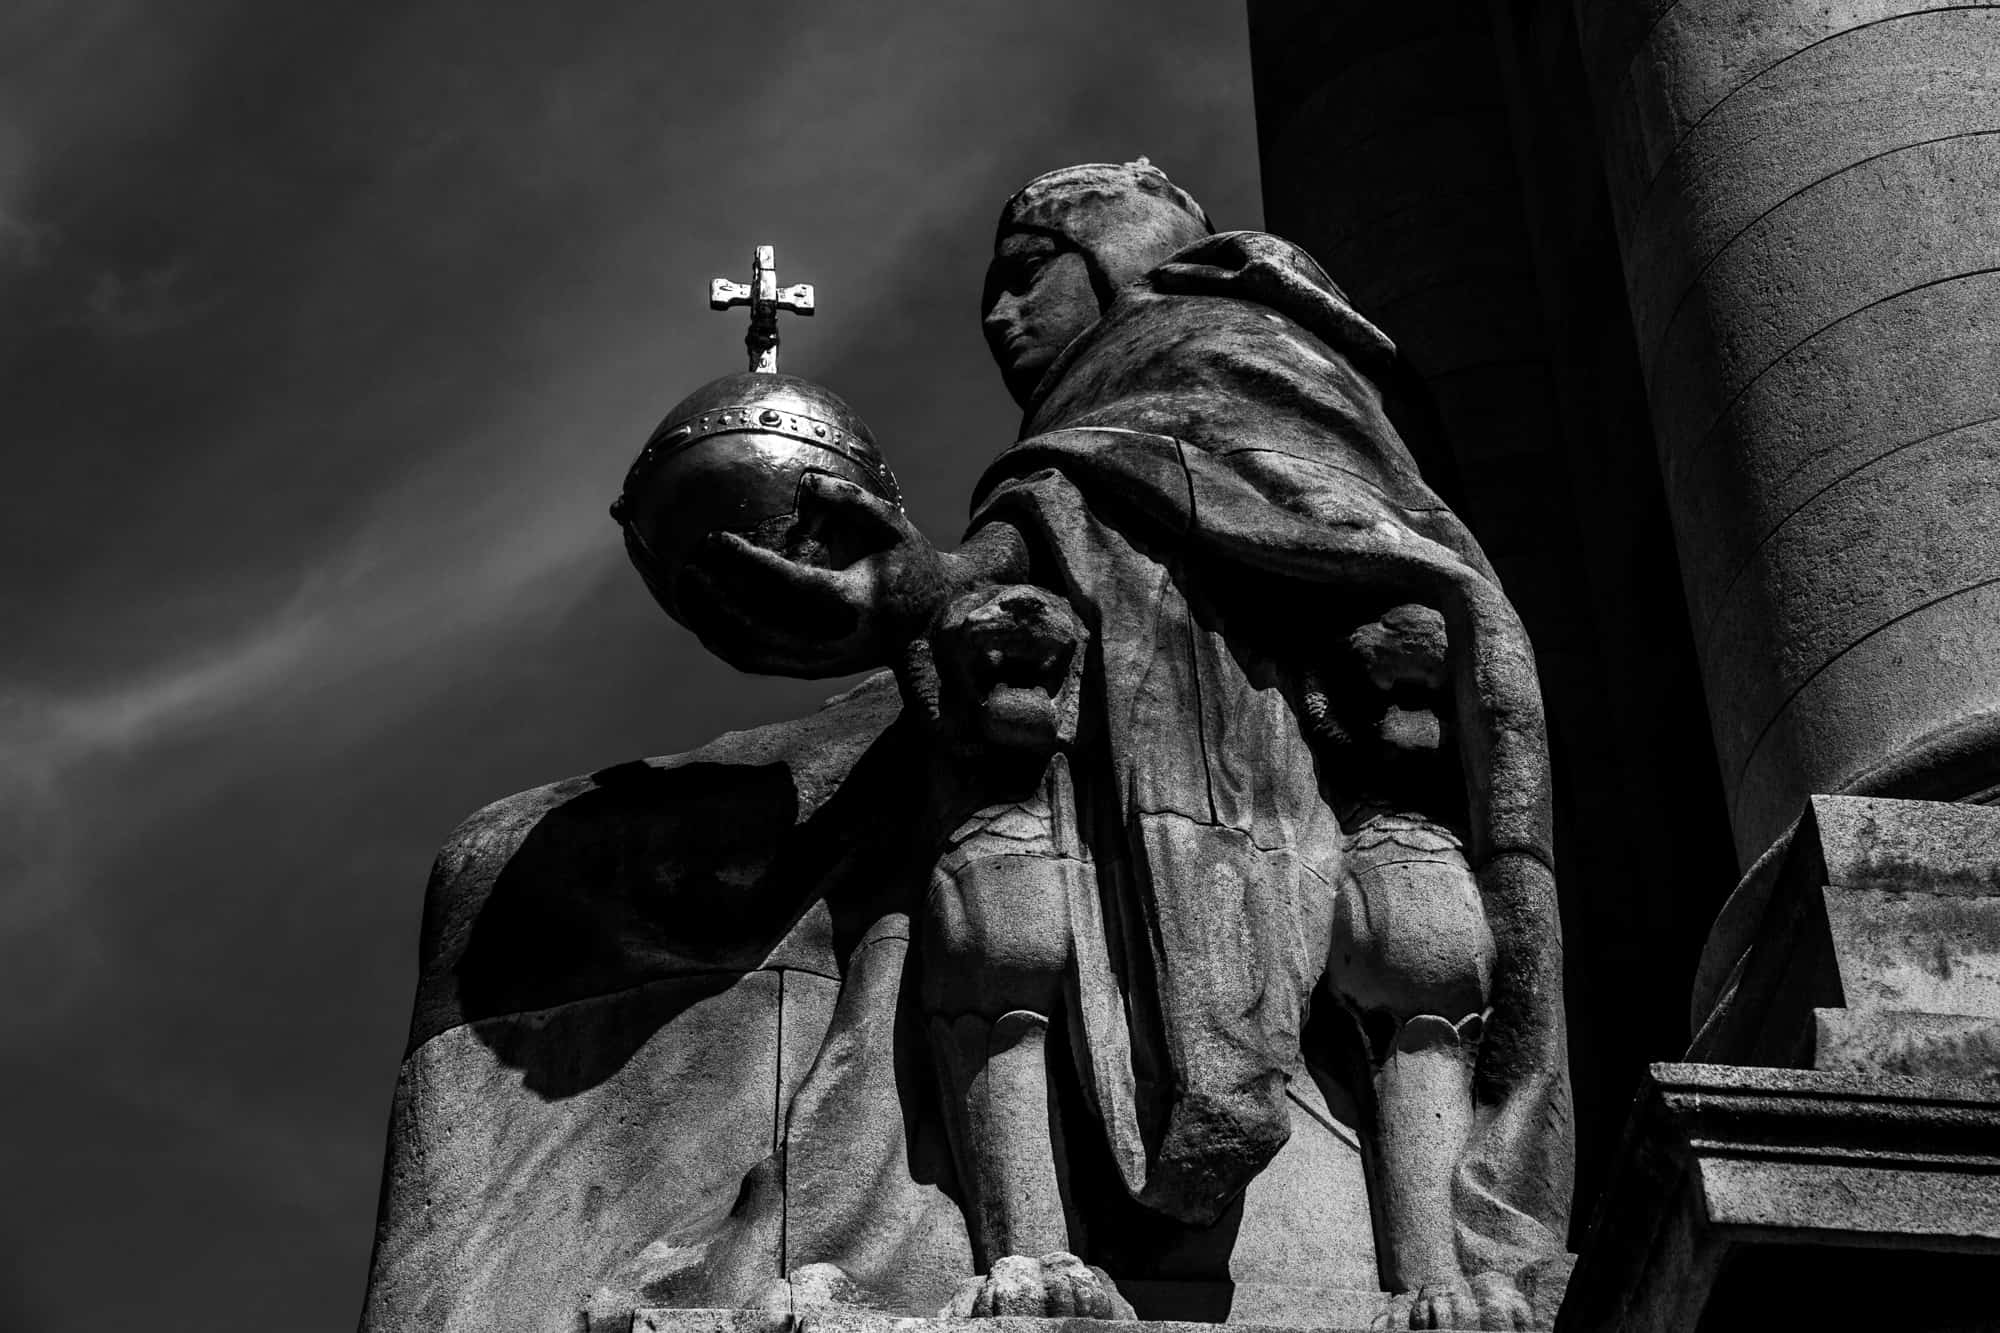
[
  {"left": 1692, "top": 795, "right": 2000, "bottom": 1075},
  {"left": 618, "top": 1245, "right": 1576, "bottom": 1332},
  {"left": 626, "top": 1288, "right": 1397, "bottom": 1333},
  {"left": 629, "top": 1314, "right": 1389, "bottom": 1333},
  {"left": 1556, "top": 1063, "right": 2000, "bottom": 1333},
  {"left": 623, "top": 1266, "right": 1582, "bottom": 1332},
  {"left": 1117, "top": 1283, "right": 1387, "bottom": 1328},
  {"left": 626, "top": 1281, "right": 1480, "bottom": 1332},
  {"left": 623, "top": 1264, "right": 1582, "bottom": 1331}
]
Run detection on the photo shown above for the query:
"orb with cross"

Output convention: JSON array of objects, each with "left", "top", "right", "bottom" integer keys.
[{"left": 611, "top": 245, "right": 902, "bottom": 636}]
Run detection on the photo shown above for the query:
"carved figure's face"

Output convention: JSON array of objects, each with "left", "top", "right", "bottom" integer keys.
[
  {"left": 982, "top": 231, "right": 1101, "bottom": 407},
  {"left": 933, "top": 584, "right": 1087, "bottom": 754}
]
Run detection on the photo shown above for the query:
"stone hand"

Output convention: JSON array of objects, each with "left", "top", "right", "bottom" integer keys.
[{"left": 679, "top": 472, "right": 946, "bottom": 677}]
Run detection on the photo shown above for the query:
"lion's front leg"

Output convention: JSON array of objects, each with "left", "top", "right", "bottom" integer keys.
[
  {"left": 916, "top": 584, "right": 1133, "bottom": 1319},
  {"left": 922, "top": 804, "right": 1078, "bottom": 1271}
]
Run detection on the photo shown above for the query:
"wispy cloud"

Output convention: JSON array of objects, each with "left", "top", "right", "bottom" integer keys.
[
  {"left": 80, "top": 257, "right": 217, "bottom": 336},
  {"left": 4, "top": 605, "right": 320, "bottom": 768},
  {"left": 3, "top": 463, "right": 611, "bottom": 782},
  {"left": 0, "top": 117, "right": 52, "bottom": 268},
  {"left": 0, "top": 208, "right": 52, "bottom": 267},
  {"left": 0, "top": 444, "right": 617, "bottom": 1036}
]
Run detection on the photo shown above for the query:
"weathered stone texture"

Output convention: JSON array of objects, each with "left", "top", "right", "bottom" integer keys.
[
  {"left": 367, "top": 973, "right": 795, "bottom": 1332},
  {"left": 1556, "top": 1062, "right": 2000, "bottom": 1333},
  {"left": 634, "top": 1313, "right": 790, "bottom": 1333},
  {"left": 359, "top": 674, "right": 980, "bottom": 1332},
  {"left": 1819, "top": 888, "right": 2000, "bottom": 1016},
  {"left": 635, "top": 1314, "right": 1380, "bottom": 1333},
  {"left": 1815, "top": 1008, "right": 2000, "bottom": 1080},
  {"left": 630, "top": 1291, "right": 1576, "bottom": 1333},
  {"left": 1692, "top": 795, "right": 2000, "bottom": 1078},
  {"left": 1669, "top": 271, "right": 2000, "bottom": 660},
  {"left": 1579, "top": 1, "right": 2000, "bottom": 865}
]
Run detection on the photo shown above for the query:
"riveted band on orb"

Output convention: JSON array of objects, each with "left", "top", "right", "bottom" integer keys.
[{"left": 628, "top": 405, "right": 903, "bottom": 509}]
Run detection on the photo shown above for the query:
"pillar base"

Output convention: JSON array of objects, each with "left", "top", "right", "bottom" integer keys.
[
  {"left": 1555, "top": 1063, "right": 2000, "bottom": 1333},
  {"left": 1692, "top": 794, "right": 2000, "bottom": 1076},
  {"left": 1567, "top": 795, "right": 2000, "bottom": 1330}
]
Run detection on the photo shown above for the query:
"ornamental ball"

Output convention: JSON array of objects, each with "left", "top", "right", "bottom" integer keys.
[{"left": 611, "top": 372, "right": 901, "bottom": 632}]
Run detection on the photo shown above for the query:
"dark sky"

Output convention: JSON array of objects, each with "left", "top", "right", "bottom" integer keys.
[{"left": 0, "top": 4, "right": 1261, "bottom": 1328}]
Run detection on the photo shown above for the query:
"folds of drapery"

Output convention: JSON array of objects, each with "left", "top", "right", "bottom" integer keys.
[{"left": 964, "top": 226, "right": 1570, "bottom": 1275}]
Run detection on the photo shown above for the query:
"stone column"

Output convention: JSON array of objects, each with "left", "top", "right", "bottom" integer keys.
[
  {"left": 1564, "top": 15, "right": 2000, "bottom": 1321},
  {"left": 1576, "top": 1, "right": 2000, "bottom": 869}
]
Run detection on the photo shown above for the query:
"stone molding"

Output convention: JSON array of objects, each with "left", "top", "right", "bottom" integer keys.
[
  {"left": 1556, "top": 1062, "right": 2000, "bottom": 1333},
  {"left": 1692, "top": 794, "right": 2000, "bottom": 1077}
]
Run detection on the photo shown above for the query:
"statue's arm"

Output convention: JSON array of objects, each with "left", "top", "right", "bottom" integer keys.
[{"left": 942, "top": 517, "right": 1032, "bottom": 597}]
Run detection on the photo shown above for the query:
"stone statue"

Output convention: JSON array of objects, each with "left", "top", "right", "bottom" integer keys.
[{"left": 360, "top": 161, "right": 1574, "bottom": 1333}]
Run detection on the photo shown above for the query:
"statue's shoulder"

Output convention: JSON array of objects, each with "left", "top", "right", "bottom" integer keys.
[{"left": 422, "top": 773, "right": 592, "bottom": 911}]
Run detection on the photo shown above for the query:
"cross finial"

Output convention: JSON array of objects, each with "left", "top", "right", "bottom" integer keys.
[{"left": 710, "top": 245, "right": 814, "bottom": 373}]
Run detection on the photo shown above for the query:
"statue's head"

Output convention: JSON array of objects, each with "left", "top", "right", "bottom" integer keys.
[{"left": 983, "top": 158, "right": 1213, "bottom": 406}]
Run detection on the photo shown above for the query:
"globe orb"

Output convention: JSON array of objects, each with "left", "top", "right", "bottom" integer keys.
[{"left": 610, "top": 372, "right": 900, "bottom": 632}]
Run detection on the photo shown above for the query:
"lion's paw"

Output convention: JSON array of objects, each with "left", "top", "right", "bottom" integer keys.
[{"left": 940, "top": 1252, "right": 1134, "bottom": 1319}]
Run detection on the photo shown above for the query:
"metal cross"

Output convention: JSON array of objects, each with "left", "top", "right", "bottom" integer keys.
[{"left": 710, "top": 244, "right": 814, "bottom": 374}]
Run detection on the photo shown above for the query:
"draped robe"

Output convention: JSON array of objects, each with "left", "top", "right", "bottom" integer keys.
[{"left": 360, "top": 231, "right": 1571, "bottom": 1333}]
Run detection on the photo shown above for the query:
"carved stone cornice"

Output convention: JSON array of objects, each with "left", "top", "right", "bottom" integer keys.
[{"left": 1557, "top": 1062, "right": 2000, "bottom": 1333}]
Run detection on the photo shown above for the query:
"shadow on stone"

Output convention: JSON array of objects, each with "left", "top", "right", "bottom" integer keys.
[{"left": 456, "top": 760, "right": 805, "bottom": 1026}]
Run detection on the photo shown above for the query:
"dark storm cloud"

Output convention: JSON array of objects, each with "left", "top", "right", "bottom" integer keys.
[{"left": 0, "top": 3, "right": 1261, "bottom": 1327}]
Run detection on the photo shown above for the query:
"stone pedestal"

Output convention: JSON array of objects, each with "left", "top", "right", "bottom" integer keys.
[
  {"left": 1556, "top": 1064, "right": 2000, "bottom": 1333},
  {"left": 1564, "top": 795, "right": 2000, "bottom": 1329},
  {"left": 1566, "top": 5, "right": 2000, "bottom": 1320},
  {"left": 619, "top": 1274, "right": 1570, "bottom": 1333},
  {"left": 1690, "top": 794, "right": 2000, "bottom": 1077},
  {"left": 629, "top": 1311, "right": 1379, "bottom": 1333},
  {"left": 627, "top": 1308, "right": 1550, "bottom": 1333}
]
